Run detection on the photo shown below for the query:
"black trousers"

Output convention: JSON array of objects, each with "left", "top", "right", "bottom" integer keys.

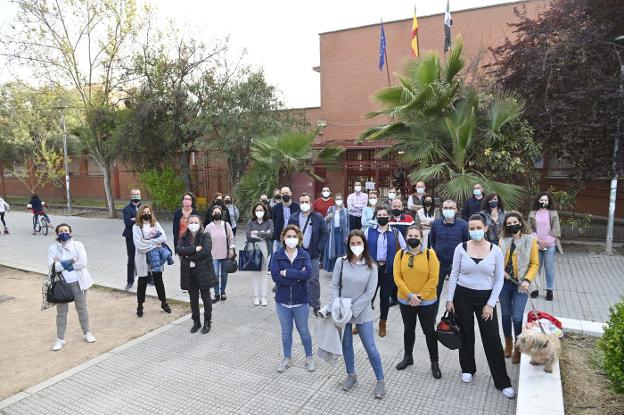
[
  {"left": 377, "top": 266, "right": 394, "bottom": 320},
  {"left": 399, "top": 303, "right": 439, "bottom": 362},
  {"left": 189, "top": 269, "right": 212, "bottom": 321},
  {"left": 137, "top": 272, "right": 167, "bottom": 304},
  {"left": 125, "top": 237, "right": 135, "bottom": 285},
  {"left": 453, "top": 285, "right": 511, "bottom": 390},
  {"left": 348, "top": 214, "right": 362, "bottom": 231},
  {"left": 0, "top": 212, "right": 5, "bottom": 227},
  {"left": 434, "top": 262, "right": 452, "bottom": 314}
]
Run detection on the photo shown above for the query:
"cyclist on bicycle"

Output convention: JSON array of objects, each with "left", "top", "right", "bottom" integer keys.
[{"left": 27, "top": 194, "right": 52, "bottom": 234}]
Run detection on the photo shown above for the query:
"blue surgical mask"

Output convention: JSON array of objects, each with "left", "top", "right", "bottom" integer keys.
[
  {"left": 473, "top": 189, "right": 482, "bottom": 197},
  {"left": 470, "top": 230, "right": 485, "bottom": 241},
  {"left": 58, "top": 232, "right": 71, "bottom": 242},
  {"left": 442, "top": 209, "right": 455, "bottom": 219}
]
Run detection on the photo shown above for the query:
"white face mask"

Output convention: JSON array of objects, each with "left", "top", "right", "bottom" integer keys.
[
  {"left": 285, "top": 237, "right": 299, "bottom": 248},
  {"left": 322, "top": 191, "right": 330, "bottom": 198},
  {"left": 255, "top": 211, "right": 264, "bottom": 219},
  {"left": 416, "top": 187, "right": 425, "bottom": 194},
  {"left": 335, "top": 199, "right": 343, "bottom": 206},
  {"left": 388, "top": 192, "right": 396, "bottom": 199},
  {"left": 369, "top": 198, "right": 378, "bottom": 206},
  {"left": 350, "top": 245, "right": 364, "bottom": 257},
  {"left": 354, "top": 185, "right": 362, "bottom": 192},
  {"left": 300, "top": 203, "right": 311, "bottom": 213},
  {"left": 188, "top": 223, "right": 200, "bottom": 233}
]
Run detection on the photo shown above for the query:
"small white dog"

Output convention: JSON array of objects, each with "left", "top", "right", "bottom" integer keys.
[{"left": 515, "top": 330, "right": 561, "bottom": 373}]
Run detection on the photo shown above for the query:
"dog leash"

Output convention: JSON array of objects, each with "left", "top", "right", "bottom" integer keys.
[{"left": 507, "top": 277, "right": 547, "bottom": 335}]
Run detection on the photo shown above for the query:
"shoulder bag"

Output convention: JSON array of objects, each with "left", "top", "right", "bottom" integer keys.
[
  {"left": 436, "top": 311, "right": 463, "bottom": 350},
  {"left": 223, "top": 222, "right": 238, "bottom": 273},
  {"left": 46, "top": 265, "right": 74, "bottom": 304}
]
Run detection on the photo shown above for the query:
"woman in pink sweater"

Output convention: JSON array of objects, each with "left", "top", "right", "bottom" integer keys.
[{"left": 204, "top": 205, "right": 236, "bottom": 303}]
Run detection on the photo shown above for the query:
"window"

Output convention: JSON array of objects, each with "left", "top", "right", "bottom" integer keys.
[{"left": 547, "top": 157, "right": 571, "bottom": 178}]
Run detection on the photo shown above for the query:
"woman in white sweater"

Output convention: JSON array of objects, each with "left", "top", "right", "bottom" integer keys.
[
  {"left": 446, "top": 214, "right": 514, "bottom": 399},
  {"left": 47, "top": 223, "right": 95, "bottom": 351},
  {"left": 0, "top": 197, "right": 10, "bottom": 234}
]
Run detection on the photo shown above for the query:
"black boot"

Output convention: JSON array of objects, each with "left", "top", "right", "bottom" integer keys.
[
  {"left": 546, "top": 289, "right": 553, "bottom": 301},
  {"left": 530, "top": 290, "right": 539, "bottom": 298},
  {"left": 431, "top": 361, "right": 442, "bottom": 379},
  {"left": 161, "top": 302, "right": 171, "bottom": 313},
  {"left": 190, "top": 319, "right": 201, "bottom": 333},
  {"left": 202, "top": 316, "right": 211, "bottom": 334},
  {"left": 395, "top": 355, "right": 414, "bottom": 371},
  {"left": 212, "top": 294, "right": 220, "bottom": 304},
  {"left": 136, "top": 304, "right": 143, "bottom": 318}
]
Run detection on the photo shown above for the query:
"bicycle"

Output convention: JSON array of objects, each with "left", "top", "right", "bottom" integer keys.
[{"left": 32, "top": 212, "right": 50, "bottom": 236}]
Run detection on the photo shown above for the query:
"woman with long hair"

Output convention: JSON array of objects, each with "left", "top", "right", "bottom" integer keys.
[{"left": 246, "top": 202, "right": 274, "bottom": 305}]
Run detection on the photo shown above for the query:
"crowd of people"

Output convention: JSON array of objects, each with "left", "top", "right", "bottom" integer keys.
[{"left": 42, "top": 180, "right": 564, "bottom": 400}]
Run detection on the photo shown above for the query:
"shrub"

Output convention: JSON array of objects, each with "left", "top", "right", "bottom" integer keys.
[
  {"left": 598, "top": 298, "right": 624, "bottom": 394},
  {"left": 138, "top": 167, "right": 185, "bottom": 211}
]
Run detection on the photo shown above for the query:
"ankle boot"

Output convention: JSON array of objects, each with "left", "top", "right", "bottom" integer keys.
[
  {"left": 190, "top": 319, "right": 201, "bottom": 333},
  {"left": 3, "top": 227, "right": 8, "bottom": 234},
  {"left": 136, "top": 304, "right": 143, "bottom": 318},
  {"left": 161, "top": 302, "right": 171, "bottom": 313},
  {"left": 431, "top": 361, "right": 442, "bottom": 379},
  {"left": 378, "top": 320, "right": 387, "bottom": 337},
  {"left": 395, "top": 355, "right": 413, "bottom": 371},
  {"left": 202, "top": 316, "right": 211, "bottom": 334},
  {"left": 512, "top": 348, "right": 521, "bottom": 364},
  {"left": 504, "top": 337, "right": 513, "bottom": 358},
  {"left": 546, "top": 289, "right": 553, "bottom": 301}
]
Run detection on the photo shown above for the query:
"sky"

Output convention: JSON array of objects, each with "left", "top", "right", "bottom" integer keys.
[{"left": 0, "top": 0, "right": 518, "bottom": 108}]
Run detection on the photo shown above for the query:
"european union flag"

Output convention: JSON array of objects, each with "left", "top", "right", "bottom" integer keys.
[{"left": 379, "top": 22, "right": 386, "bottom": 71}]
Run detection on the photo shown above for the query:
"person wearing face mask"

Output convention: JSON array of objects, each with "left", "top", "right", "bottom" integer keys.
[
  {"left": 288, "top": 193, "right": 328, "bottom": 314},
  {"left": 324, "top": 193, "right": 348, "bottom": 272},
  {"left": 361, "top": 191, "right": 378, "bottom": 231},
  {"left": 47, "top": 224, "right": 96, "bottom": 351},
  {"left": 173, "top": 192, "right": 199, "bottom": 249},
  {"left": 272, "top": 186, "right": 300, "bottom": 253},
  {"left": 384, "top": 187, "right": 398, "bottom": 206},
  {"left": 480, "top": 192, "right": 506, "bottom": 245},
  {"left": 346, "top": 181, "right": 367, "bottom": 231},
  {"left": 176, "top": 215, "right": 217, "bottom": 334},
  {"left": 393, "top": 225, "right": 441, "bottom": 379},
  {"left": 389, "top": 199, "right": 415, "bottom": 238},
  {"left": 204, "top": 205, "right": 236, "bottom": 302},
  {"left": 528, "top": 191, "right": 562, "bottom": 301},
  {"left": 223, "top": 194, "right": 240, "bottom": 236},
  {"left": 270, "top": 225, "right": 315, "bottom": 373},
  {"left": 133, "top": 205, "right": 171, "bottom": 318},
  {"left": 331, "top": 230, "right": 385, "bottom": 399},
  {"left": 446, "top": 214, "right": 514, "bottom": 399},
  {"left": 122, "top": 189, "right": 142, "bottom": 290},
  {"left": 270, "top": 189, "right": 282, "bottom": 208},
  {"left": 416, "top": 193, "right": 440, "bottom": 249},
  {"left": 429, "top": 199, "right": 469, "bottom": 313},
  {"left": 462, "top": 183, "right": 485, "bottom": 221},
  {"left": 203, "top": 193, "right": 232, "bottom": 228},
  {"left": 260, "top": 194, "right": 270, "bottom": 209},
  {"left": 314, "top": 186, "right": 335, "bottom": 217},
  {"left": 364, "top": 207, "right": 406, "bottom": 337},
  {"left": 498, "top": 212, "right": 539, "bottom": 364},
  {"left": 407, "top": 181, "right": 427, "bottom": 214},
  {"left": 246, "top": 203, "right": 274, "bottom": 305}
]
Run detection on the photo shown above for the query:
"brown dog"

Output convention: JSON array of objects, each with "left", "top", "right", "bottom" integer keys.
[{"left": 515, "top": 330, "right": 561, "bottom": 373}]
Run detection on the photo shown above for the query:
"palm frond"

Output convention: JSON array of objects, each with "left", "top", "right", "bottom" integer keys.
[{"left": 443, "top": 37, "right": 465, "bottom": 83}]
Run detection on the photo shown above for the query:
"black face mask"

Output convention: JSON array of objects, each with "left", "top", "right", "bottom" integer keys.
[
  {"left": 224, "top": 200, "right": 231, "bottom": 205},
  {"left": 261, "top": 199, "right": 268, "bottom": 203},
  {"left": 407, "top": 238, "right": 421, "bottom": 248},
  {"left": 391, "top": 208, "right": 403, "bottom": 217},
  {"left": 142, "top": 214, "right": 151, "bottom": 221},
  {"left": 489, "top": 201, "right": 498, "bottom": 208},
  {"left": 212, "top": 213, "right": 222, "bottom": 221},
  {"left": 274, "top": 195, "right": 281, "bottom": 200},
  {"left": 281, "top": 195, "right": 291, "bottom": 203},
  {"left": 376, "top": 217, "right": 389, "bottom": 226},
  {"left": 423, "top": 200, "right": 433, "bottom": 207},
  {"left": 506, "top": 224, "right": 523, "bottom": 235},
  {"left": 539, "top": 201, "right": 548, "bottom": 209}
]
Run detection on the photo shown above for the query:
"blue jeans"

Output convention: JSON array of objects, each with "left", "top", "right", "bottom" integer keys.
[
  {"left": 324, "top": 227, "right": 346, "bottom": 272},
  {"left": 538, "top": 246, "right": 557, "bottom": 290},
  {"left": 275, "top": 303, "right": 313, "bottom": 358},
  {"left": 212, "top": 259, "right": 228, "bottom": 295},
  {"left": 498, "top": 280, "right": 528, "bottom": 338},
  {"left": 342, "top": 321, "right": 384, "bottom": 380}
]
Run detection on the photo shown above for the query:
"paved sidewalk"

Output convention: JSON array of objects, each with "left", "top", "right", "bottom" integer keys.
[{"left": 1, "top": 211, "right": 622, "bottom": 414}]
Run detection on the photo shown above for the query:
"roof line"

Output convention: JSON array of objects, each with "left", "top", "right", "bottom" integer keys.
[{"left": 318, "top": 0, "right": 533, "bottom": 36}]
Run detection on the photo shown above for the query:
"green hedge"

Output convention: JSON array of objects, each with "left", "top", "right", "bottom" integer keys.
[
  {"left": 599, "top": 298, "right": 624, "bottom": 394},
  {"left": 138, "top": 167, "right": 185, "bottom": 211}
]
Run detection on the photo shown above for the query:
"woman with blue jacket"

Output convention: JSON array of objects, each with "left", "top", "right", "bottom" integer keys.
[
  {"left": 270, "top": 224, "right": 315, "bottom": 373},
  {"left": 323, "top": 193, "right": 349, "bottom": 272}
]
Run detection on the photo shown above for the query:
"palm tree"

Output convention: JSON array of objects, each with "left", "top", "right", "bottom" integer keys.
[
  {"left": 235, "top": 129, "right": 343, "bottom": 216},
  {"left": 359, "top": 37, "right": 531, "bottom": 209}
]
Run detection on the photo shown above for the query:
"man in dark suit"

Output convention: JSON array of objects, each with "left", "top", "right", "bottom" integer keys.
[
  {"left": 271, "top": 186, "right": 300, "bottom": 252},
  {"left": 122, "top": 189, "right": 142, "bottom": 290},
  {"left": 288, "top": 193, "right": 329, "bottom": 314}
]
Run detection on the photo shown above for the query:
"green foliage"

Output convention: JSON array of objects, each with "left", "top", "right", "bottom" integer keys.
[
  {"left": 598, "top": 298, "right": 624, "bottom": 394},
  {"left": 139, "top": 167, "right": 185, "bottom": 211},
  {"left": 360, "top": 37, "right": 540, "bottom": 209}
]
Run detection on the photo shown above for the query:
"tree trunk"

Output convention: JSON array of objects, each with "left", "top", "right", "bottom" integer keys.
[
  {"left": 102, "top": 161, "right": 117, "bottom": 218},
  {"left": 180, "top": 150, "right": 192, "bottom": 192}
]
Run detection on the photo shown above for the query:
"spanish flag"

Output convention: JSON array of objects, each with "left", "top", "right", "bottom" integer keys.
[{"left": 411, "top": 6, "right": 419, "bottom": 57}]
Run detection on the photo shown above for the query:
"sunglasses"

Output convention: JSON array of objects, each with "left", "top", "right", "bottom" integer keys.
[{"left": 408, "top": 254, "right": 414, "bottom": 268}]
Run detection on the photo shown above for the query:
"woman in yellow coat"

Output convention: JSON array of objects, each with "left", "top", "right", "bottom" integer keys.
[
  {"left": 498, "top": 211, "right": 539, "bottom": 364},
  {"left": 393, "top": 225, "right": 441, "bottom": 379}
]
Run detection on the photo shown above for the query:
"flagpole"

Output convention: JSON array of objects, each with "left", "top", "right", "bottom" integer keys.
[
  {"left": 381, "top": 19, "right": 391, "bottom": 87},
  {"left": 415, "top": 5, "right": 420, "bottom": 57}
]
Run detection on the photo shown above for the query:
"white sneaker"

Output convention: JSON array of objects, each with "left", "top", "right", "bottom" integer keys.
[
  {"left": 253, "top": 297, "right": 260, "bottom": 306},
  {"left": 52, "top": 338, "right": 65, "bottom": 351},
  {"left": 84, "top": 332, "right": 96, "bottom": 343},
  {"left": 260, "top": 297, "right": 268, "bottom": 306},
  {"left": 276, "top": 358, "right": 292, "bottom": 373},
  {"left": 502, "top": 387, "right": 516, "bottom": 398},
  {"left": 305, "top": 357, "right": 316, "bottom": 372},
  {"left": 461, "top": 373, "right": 473, "bottom": 383}
]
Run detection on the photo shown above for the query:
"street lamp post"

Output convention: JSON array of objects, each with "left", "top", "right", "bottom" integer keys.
[
  {"left": 55, "top": 106, "right": 72, "bottom": 213},
  {"left": 606, "top": 35, "right": 624, "bottom": 254}
]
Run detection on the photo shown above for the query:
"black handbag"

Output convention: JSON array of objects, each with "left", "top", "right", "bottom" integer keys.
[
  {"left": 47, "top": 268, "right": 75, "bottom": 304},
  {"left": 223, "top": 222, "right": 238, "bottom": 274},
  {"left": 238, "top": 242, "right": 263, "bottom": 271},
  {"left": 436, "top": 311, "right": 463, "bottom": 350}
]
